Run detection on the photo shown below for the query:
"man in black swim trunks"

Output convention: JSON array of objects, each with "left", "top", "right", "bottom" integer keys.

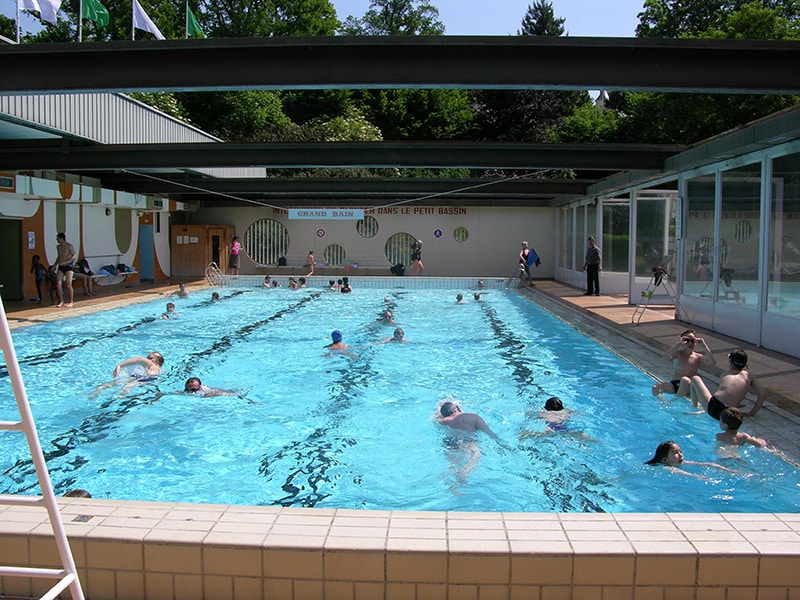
[
  {"left": 54, "top": 232, "right": 77, "bottom": 308},
  {"left": 690, "top": 349, "right": 768, "bottom": 418}
]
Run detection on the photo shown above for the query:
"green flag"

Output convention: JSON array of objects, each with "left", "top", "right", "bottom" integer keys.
[
  {"left": 187, "top": 7, "right": 205, "bottom": 38},
  {"left": 82, "top": 0, "right": 109, "bottom": 27}
]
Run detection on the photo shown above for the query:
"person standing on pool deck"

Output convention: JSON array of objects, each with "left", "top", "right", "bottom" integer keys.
[
  {"left": 583, "top": 236, "right": 601, "bottom": 296},
  {"left": 652, "top": 329, "right": 716, "bottom": 398},
  {"left": 306, "top": 250, "right": 315, "bottom": 277},
  {"left": 54, "top": 232, "right": 77, "bottom": 308},
  {"left": 690, "top": 349, "right": 768, "bottom": 418},
  {"left": 411, "top": 239, "right": 424, "bottom": 276},
  {"left": 228, "top": 236, "right": 241, "bottom": 276}
]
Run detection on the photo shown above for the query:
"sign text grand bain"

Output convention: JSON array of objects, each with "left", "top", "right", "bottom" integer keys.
[{"left": 283, "top": 207, "right": 468, "bottom": 219}]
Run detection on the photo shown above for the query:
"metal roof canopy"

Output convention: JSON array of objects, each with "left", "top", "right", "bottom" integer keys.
[
  {"left": 2, "top": 36, "right": 799, "bottom": 206},
  {"left": 2, "top": 36, "right": 800, "bottom": 94}
]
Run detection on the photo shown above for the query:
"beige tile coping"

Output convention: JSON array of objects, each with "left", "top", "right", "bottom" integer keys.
[{"left": 1, "top": 499, "right": 799, "bottom": 600}]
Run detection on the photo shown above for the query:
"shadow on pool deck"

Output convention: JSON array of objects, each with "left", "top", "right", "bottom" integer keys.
[{"left": 3, "top": 277, "right": 799, "bottom": 463}]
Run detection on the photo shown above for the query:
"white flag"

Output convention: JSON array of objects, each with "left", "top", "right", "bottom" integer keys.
[
  {"left": 133, "top": 0, "right": 165, "bottom": 40},
  {"left": 19, "top": 0, "right": 62, "bottom": 24}
]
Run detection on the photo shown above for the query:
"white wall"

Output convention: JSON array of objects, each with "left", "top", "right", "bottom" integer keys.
[{"left": 191, "top": 205, "right": 556, "bottom": 278}]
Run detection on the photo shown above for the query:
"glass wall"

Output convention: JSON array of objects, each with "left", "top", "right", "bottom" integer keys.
[
  {"left": 635, "top": 192, "right": 676, "bottom": 278},
  {"left": 719, "top": 163, "right": 761, "bottom": 307},
  {"left": 769, "top": 152, "right": 800, "bottom": 318},
  {"left": 575, "top": 206, "right": 585, "bottom": 271},
  {"left": 683, "top": 175, "right": 716, "bottom": 298},
  {"left": 602, "top": 200, "right": 630, "bottom": 273}
]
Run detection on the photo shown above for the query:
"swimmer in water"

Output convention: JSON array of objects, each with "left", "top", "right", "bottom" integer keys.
[
  {"left": 324, "top": 330, "right": 356, "bottom": 357},
  {"left": 645, "top": 440, "right": 736, "bottom": 479},
  {"left": 382, "top": 327, "right": 408, "bottom": 343},
  {"left": 90, "top": 352, "right": 164, "bottom": 398},
  {"left": 519, "top": 396, "right": 595, "bottom": 441}
]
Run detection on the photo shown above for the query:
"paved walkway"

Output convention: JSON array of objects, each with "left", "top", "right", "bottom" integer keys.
[{"left": 2, "top": 277, "right": 799, "bottom": 464}]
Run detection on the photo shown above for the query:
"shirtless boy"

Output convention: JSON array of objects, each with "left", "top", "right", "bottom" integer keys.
[
  {"left": 652, "top": 329, "right": 715, "bottom": 397},
  {"left": 716, "top": 407, "right": 768, "bottom": 447},
  {"left": 690, "top": 348, "right": 768, "bottom": 418},
  {"left": 54, "top": 232, "right": 77, "bottom": 308}
]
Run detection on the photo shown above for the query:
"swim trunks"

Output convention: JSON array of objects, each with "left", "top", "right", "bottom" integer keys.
[
  {"left": 547, "top": 421, "right": 569, "bottom": 432},
  {"left": 707, "top": 395, "right": 726, "bottom": 420},
  {"left": 670, "top": 379, "right": 681, "bottom": 393},
  {"left": 58, "top": 262, "right": 75, "bottom": 273}
]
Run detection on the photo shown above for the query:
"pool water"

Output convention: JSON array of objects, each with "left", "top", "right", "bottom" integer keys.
[{"left": 1, "top": 286, "right": 798, "bottom": 512}]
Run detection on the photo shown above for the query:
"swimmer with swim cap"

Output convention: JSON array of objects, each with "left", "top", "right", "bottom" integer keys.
[{"left": 324, "top": 330, "right": 354, "bottom": 355}]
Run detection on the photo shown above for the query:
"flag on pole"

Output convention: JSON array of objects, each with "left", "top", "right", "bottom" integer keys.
[
  {"left": 82, "top": 0, "right": 109, "bottom": 27},
  {"left": 186, "top": 6, "right": 205, "bottom": 38},
  {"left": 133, "top": 0, "right": 165, "bottom": 39},
  {"left": 19, "top": 0, "right": 62, "bottom": 24}
]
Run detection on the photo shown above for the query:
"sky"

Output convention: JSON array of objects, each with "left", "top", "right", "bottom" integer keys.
[{"left": 4, "top": 0, "right": 644, "bottom": 39}]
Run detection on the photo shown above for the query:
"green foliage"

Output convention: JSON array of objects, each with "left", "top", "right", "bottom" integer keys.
[
  {"left": 548, "top": 102, "right": 621, "bottom": 143},
  {"left": 636, "top": 0, "right": 800, "bottom": 38},
  {"left": 177, "top": 90, "right": 292, "bottom": 141},
  {"left": 700, "top": 2, "right": 800, "bottom": 39},
  {"left": 519, "top": 0, "right": 565, "bottom": 35},
  {"left": 623, "top": 1, "right": 800, "bottom": 144},
  {"left": 1, "top": 14, "right": 17, "bottom": 38},
  {"left": 472, "top": 0, "right": 585, "bottom": 143},
  {"left": 273, "top": 0, "right": 339, "bottom": 35},
  {"left": 339, "top": 0, "right": 445, "bottom": 35},
  {"left": 356, "top": 89, "right": 474, "bottom": 140},
  {"left": 198, "top": 0, "right": 275, "bottom": 37},
  {"left": 307, "top": 108, "right": 383, "bottom": 141},
  {"left": 282, "top": 90, "right": 354, "bottom": 125},
  {"left": 128, "top": 92, "right": 194, "bottom": 124}
]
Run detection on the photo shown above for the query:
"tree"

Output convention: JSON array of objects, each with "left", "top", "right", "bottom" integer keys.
[
  {"left": 356, "top": 89, "right": 474, "bottom": 140},
  {"left": 623, "top": 1, "right": 800, "bottom": 144},
  {"left": 273, "top": 0, "right": 338, "bottom": 36},
  {"left": 472, "top": 0, "right": 586, "bottom": 142},
  {"left": 339, "top": 0, "right": 445, "bottom": 35},
  {"left": 636, "top": 0, "right": 800, "bottom": 38},
  {"left": 198, "top": 0, "right": 275, "bottom": 37},
  {"left": 177, "top": 90, "right": 292, "bottom": 140},
  {"left": 518, "top": 0, "right": 565, "bottom": 35}
]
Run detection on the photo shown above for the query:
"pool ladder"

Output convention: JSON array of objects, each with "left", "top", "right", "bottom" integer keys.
[
  {"left": 205, "top": 262, "right": 225, "bottom": 286},
  {"left": 0, "top": 297, "right": 86, "bottom": 600},
  {"left": 632, "top": 267, "right": 676, "bottom": 324}
]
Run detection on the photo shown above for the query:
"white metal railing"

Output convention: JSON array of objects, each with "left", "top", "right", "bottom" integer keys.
[
  {"left": 0, "top": 296, "right": 85, "bottom": 600},
  {"left": 205, "top": 262, "right": 225, "bottom": 286}
]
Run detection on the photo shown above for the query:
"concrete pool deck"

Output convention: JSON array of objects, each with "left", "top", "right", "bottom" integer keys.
[{"left": 1, "top": 277, "right": 799, "bottom": 600}]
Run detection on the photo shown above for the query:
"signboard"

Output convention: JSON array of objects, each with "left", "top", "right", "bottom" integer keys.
[{"left": 288, "top": 209, "right": 365, "bottom": 220}]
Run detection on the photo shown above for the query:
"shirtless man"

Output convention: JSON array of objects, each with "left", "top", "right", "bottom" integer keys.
[
  {"left": 652, "top": 329, "right": 716, "bottom": 397},
  {"left": 54, "top": 232, "right": 77, "bottom": 308},
  {"left": 436, "top": 401, "right": 497, "bottom": 438},
  {"left": 690, "top": 348, "right": 768, "bottom": 418}
]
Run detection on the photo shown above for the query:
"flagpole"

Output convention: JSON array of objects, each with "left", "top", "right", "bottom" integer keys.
[
  {"left": 185, "top": 0, "right": 188, "bottom": 38},
  {"left": 131, "top": 0, "right": 135, "bottom": 40},
  {"left": 78, "top": 0, "right": 82, "bottom": 42},
  {"left": 16, "top": 0, "right": 21, "bottom": 43}
]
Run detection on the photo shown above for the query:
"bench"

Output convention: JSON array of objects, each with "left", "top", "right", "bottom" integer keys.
[{"left": 82, "top": 256, "right": 138, "bottom": 287}]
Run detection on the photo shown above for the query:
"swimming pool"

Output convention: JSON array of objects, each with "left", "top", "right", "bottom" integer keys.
[{"left": 1, "top": 283, "right": 798, "bottom": 513}]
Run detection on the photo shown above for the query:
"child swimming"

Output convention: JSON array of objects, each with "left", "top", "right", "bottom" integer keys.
[{"left": 645, "top": 440, "right": 736, "bottom": 479}]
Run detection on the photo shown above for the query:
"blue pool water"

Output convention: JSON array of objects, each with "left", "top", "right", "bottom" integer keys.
[{"left": 1, "top": 285, "right": 798, "bottom": 513}]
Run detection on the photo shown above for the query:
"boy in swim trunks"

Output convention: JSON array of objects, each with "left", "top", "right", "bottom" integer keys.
[
  {"left": 690, "top": 349, "right": 768, "bottom": 418},
  {"left": 652, "top": 329, "right": 715, "bottom": 398}
]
